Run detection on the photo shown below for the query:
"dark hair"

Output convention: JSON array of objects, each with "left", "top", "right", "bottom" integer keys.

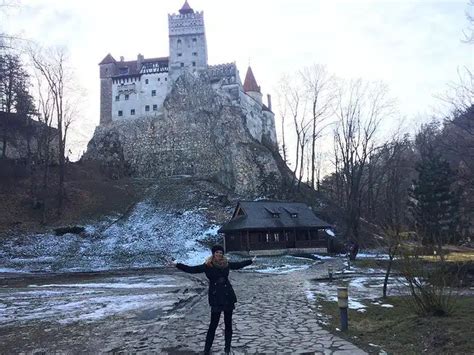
[{"left": 211, "top": 245, "right": 224, "bottom": 254}]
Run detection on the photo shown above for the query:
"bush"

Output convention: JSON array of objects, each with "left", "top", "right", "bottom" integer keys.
[{"left": 400, "top": 251, "right": 455, "bottom": 316}]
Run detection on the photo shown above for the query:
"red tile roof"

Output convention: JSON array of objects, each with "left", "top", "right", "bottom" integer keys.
[{"left": 243, "top": 66, "right": 261, "bottom": 93}]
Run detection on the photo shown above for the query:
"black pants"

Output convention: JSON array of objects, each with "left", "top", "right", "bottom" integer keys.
[{"left": 204, "top": 309, "right": 233, "bottom": 354}]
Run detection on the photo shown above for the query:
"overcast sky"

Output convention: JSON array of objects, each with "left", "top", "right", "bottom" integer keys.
[{"left": 2, "top": 0, "right": 473, "bottom": 160}]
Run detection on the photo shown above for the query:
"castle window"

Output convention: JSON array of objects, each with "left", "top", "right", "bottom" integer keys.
[
  {"left": 145, "top": 79, "right": 149, "bottom": 84},
  {"left": 125, "top": 94, "right": 129, "bottom": 101},
  {"left": 165, "top": 77, "right": 168, "bottom": 81},
  {"left": 192, "top": 52, "right": 197, "bottom": 56},
  {"left": 118, "top": 110, "right": 123, "bottom": 117},
  {"left": 131, "top": 109, "right": 135, "bottom": 115},
  {"left": 192, "top": 61, "right": 196, "bottom": 67},
  {"left": 115, "top": 95, "right": 120, "bottom": 101},
  {"left": 145, "top": 105, "right": 150, "bottom": 112},
  {"left": 180, "top": 63, "right": 184, "bottom": 67},
  {"left": 153, "top": 104, "right": 158, "bottom": 111},
  {"left": 158, "top": 78, "right": 161, "bottom": 82},
  {"left": 192, "top": 38, "right": 197, "bottom": 42},
  {"left": 177, "top": 39, "right": 182, "bottom": 44},
  {"left": 178, "top": 53, "right": 182, "bottom": 57},
  {"left": 151, "top": 90, "right": 156, "bottom": 96}
]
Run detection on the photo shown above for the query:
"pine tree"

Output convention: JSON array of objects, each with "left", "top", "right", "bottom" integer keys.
[{"left": 411, "top": 148, "right": 459, "bottom": 248}]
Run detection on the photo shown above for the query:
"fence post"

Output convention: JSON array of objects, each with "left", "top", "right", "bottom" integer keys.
[{"left": 337, "top": 286, "right": 349, "bottom": 331}]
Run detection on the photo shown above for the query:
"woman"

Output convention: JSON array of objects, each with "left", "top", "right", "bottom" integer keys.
[{"left": 174, "top": 245, "right": 255, "bottom": 355}]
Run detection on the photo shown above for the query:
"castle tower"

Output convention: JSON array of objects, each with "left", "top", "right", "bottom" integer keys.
[
  {"left": 99, "top": 53, "right": 117, "bottom": 125},
  {"left": 168, "top": 1, "right": 208, "bottom": 80},
  {"left": 243, "top": 66, "right": 263, "bottom": 105}
]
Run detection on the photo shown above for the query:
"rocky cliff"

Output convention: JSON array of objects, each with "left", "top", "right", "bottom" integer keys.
[{"left": 84, "top": 72, "right": 287, "bottom": 197}]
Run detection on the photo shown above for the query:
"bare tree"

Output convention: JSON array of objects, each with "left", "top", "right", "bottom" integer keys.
[
  {"left": 463, "top": 0, "right": 474, "bottom": 43},
  {"left": 333, "top": 79, "right": 395, "bottom": 246},
  {"left": 29, "top": 46, "right": 77, "bottom": 216},
  {"left": 277, "top": 75, "right": 310, "bottom": 190},
  {"left": 275, "top": 84, "right": 288, "bottom": 163},
  {"left": 372, "top": 136, "right": 413, "bottom": 297},
  {"left": 300, "top": 65, "right": 336, "bottom": 190}
]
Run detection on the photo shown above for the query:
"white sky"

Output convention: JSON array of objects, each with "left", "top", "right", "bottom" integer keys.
[{"left": 2, "top": 0, "right": 473, "bottom": 162}]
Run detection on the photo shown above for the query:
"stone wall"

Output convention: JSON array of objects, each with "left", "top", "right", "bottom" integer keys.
[
  {"left": 0, "top": 113, "right": 59, "bottom": 162},
  {"left": 84, "top": 72, "right": 284, "bottom": 197}
]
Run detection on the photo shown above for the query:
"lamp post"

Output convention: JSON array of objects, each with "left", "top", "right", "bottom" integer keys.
[
  {"left": 337, "top": 286, "right": 349, "bottom": 331},
  {"left": 328, "top": 266, "right": 333, "bottom": 282}
]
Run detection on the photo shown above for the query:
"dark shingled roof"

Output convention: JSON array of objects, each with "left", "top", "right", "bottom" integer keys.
[
  {"left": 99, "top": 53, "right": 116, "bottom": 65},
  {"left": 219, "top": 201, "right": 331, "bottom": 233},
  {"left": 109, "top": 57, "right": 169, "bottom": 79},
  {"left": 243, "top": 66, "right": 261, "bottom": 93},
  {"left": 179, "top": 0, "right": 194, "bottom": 14}
]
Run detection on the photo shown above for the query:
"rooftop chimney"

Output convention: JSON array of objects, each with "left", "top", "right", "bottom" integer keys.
[{"left": 137, "top": 53, "right": 144, "bottom": 70}]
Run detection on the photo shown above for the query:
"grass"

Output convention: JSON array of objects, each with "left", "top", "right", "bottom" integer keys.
[{"left": 318, "top": 296, "right": 474, "bottom": 354}]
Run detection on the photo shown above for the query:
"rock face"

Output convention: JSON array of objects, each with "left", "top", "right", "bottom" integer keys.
[{"left": 84, "top": 72, "right": 285, "bottom": 197}]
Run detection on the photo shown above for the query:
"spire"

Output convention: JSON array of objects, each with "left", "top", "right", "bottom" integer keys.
[
  {"left": 243, "top": 66, "right": 261, "bottom": 93},
  {"left": 179, "top": 0, "right": 194, "bottom": 14}
]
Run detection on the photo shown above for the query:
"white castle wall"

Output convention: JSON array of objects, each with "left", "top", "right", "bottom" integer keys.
[
  {"left": 112, "top": 72, "right": 169, "bottom": 120},
  {"left": 168, "top": 11, "right": 208, "bottom": 80},
  {"left": 240, "top": 92, "right": 263, "bottom": 143}
]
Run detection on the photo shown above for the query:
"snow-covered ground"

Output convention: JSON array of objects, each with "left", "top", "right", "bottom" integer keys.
[
  {"left": 305, "top": 260, "right": 408, "bottom": 314},
  {"left": 0, "top": 202, "right": 220, "bottom": 273},
  {"left": 0, "top": 274, "right": 197, "bottom": 326},
  {"left": 236, "top": 254, "right": 317, "bottom": 274}
]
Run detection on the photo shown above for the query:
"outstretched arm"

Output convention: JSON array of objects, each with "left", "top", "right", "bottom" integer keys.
[
  {"left": 229, "top": 259, "right": 253, "bottom": 270},
  {"left": 175, "top": 263, "right": 206, "bottom": 274}
]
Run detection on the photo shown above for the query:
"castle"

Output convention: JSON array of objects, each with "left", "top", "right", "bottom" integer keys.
[{"left": 99, "top": 1, "right": 277, "bottom": 147}]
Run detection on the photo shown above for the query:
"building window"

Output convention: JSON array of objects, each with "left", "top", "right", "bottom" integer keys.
[
  {"left": 158, "top": 78, "right": 161, "bottom": 82},
  {"left": 115, "top": 95, "right": 120, "bottom": 101},
  {"left": 145, "top": 79, "right": 149, "bottom": 84},
  {"left": 274, "top": 233, "right": 280, "bottom": 242},
  {"left": 178, "top": 53, "right": 182, "bottom": 57},
  {"left": 192, "top": 38, "right": 197, "bottom": 42},
  {"left": 125, "top": 94, "right": 129, "bottom": 101},
  {"left": 153, "top": 104, "right": 158, "bottom": 111},
  {"left": 145, "top": 105, "right": 150, "bottom": 112},
  {"left": 291, "top": 213, "right": 298, "bottom": 218},
  {"left": 151, "top": 90, "right": 156, "bottom": 96},
  {"left": 165, "top": 77, "right": 168, "bottom": 81},
  {"left": 131, "top": 109, "right": 135, "bottom": 115},
  {"left": 180, "top": 63, "right": 184, "bottom": 67},
  {"left": 177, "top": 39, "right": 182, "bottom": 44},
  {"left": 272, "top": 213, "right": 280, "bottom": 218},
  {"left": 192, "top": 61, "right": 196, "bottom": 67},
  {"left": 118, "top": 110, "right": 123, "bottom": 117},
  {"left": 192, "top": 52, "right": 197, "bottom": 56}
]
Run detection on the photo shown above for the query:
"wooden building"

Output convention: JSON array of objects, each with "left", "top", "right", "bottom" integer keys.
[{"left": 219, "top": 201, "right": 332, "bottom": 254}]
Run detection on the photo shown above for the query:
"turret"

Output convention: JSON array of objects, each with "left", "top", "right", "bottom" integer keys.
[
  {"left": 168, "top": 1, "right": 208, "bottom": 80},
  {"left": 243, "top": 66, "right": 262, "bottom": 105},
  {"left": 99, "top": 53, "right": 116, "bottom": 125}
]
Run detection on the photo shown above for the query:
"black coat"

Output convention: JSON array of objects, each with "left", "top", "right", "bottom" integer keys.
[{"left": 176, "top": 259, "right": 252, "bottom": 307}]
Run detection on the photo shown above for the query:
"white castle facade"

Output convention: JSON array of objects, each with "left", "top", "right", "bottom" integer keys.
[{"left": 99, "top": 1, "right": 277, "bottom": 147}]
